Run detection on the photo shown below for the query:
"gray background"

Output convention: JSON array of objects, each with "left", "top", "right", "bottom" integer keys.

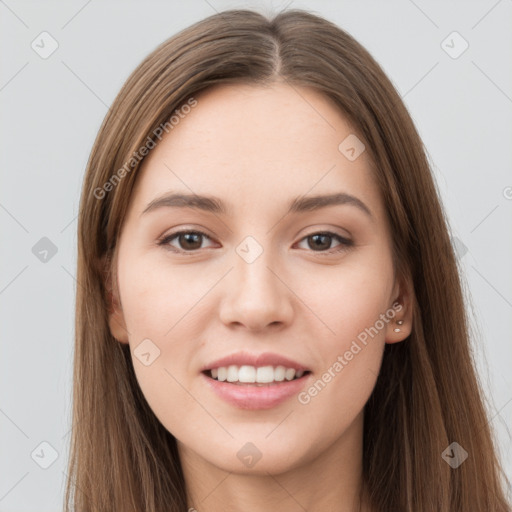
[{"left": 1, "top": 0, "right": 511, "bottom": 510}]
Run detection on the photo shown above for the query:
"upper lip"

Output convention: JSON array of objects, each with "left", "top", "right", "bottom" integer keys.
[{"left": 201, "top": 351, "right": 310, "bottom": 372}]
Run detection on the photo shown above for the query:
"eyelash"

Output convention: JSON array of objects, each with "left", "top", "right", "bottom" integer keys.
[{"left": 157, "top": 229, "right": 354, "bottom": 255}]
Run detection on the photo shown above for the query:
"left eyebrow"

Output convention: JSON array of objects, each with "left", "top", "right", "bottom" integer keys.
[
  {"left": 288, "top": 192, "right": 373, "bottom": 221},
  {"left": 141, "top": 191, "right": 374, "bottom": 221}
]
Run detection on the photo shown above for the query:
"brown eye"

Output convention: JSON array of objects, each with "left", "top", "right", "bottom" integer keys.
[
  {"left": 177, "top": 232, "right": 203, "bottom": 250},
  {"left": 308, "top": 233, "right": 332, "bottom": 251},
  {"left": 159, "top": 230, "right": 213, "bottom": 252},
  {"left": 297, "top": 232, "right": 353, "bottom": 254},
  {"left": 158, "top": 230, "right": 353, "bottom": 255}
]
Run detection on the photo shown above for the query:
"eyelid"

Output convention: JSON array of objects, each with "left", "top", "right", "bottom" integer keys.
[
  {"left": 157, "top": 228, "right": 216, "bottom": 252},
  {"left": 295, "top": 231, "right": 353, "bottom": 255},
  {"left": 158, "top": 227, "right": 354, "bottom": 256}
]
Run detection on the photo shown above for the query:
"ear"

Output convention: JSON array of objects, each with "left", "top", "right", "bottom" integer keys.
[
  {"left": 385, "top": 271, "right": 414, "bottom": 344},
  {"left": 103, "top": 255, "right": 129, "bottom": 344}
]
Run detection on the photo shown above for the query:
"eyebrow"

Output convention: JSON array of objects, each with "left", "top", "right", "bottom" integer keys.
[{"left": 141, "top": 191, "right": 373, "bottom": 221}]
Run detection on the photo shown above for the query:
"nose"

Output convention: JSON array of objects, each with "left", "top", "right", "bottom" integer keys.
[{"left": 218, "top": 245, "right": 294, "bottom": 332}]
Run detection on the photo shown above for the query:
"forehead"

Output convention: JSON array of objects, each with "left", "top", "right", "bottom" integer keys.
[{"left": 128, "top": 82, "right": 385, "bottom": 223}]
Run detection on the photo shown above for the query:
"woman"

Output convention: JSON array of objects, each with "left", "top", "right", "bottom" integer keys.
[{"left": 65, "top": 8, "right": 511, "bottom": 512}]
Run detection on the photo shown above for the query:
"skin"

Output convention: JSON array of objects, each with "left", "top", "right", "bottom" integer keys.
[{"left": 108, "top": 82, "right": 413, "bottom": 512}]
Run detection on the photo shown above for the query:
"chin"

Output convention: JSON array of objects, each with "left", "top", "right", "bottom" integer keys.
[{"left": 190, "top": 435, "right": 311, "bottom": 475}]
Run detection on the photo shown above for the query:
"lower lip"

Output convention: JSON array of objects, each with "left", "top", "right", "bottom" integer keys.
[{"left": 201, "top": 372, "right": 312, "bottom": 410}]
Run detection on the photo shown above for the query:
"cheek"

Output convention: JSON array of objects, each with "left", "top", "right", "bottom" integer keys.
[
  {"left": 117, "top": 251, "right": 213, "bottom": 427},
  {"left": 119, "top": 252, "right": 209, "bottom": 341},
  {"left": 296, "top": 256, "right": 393, "bottom": 411},
  {"left": 301, "top": 250, "right": 394, "bottom": 347},
  {"left": 293, "top": 287, "right": 389, "bottom": 447}
]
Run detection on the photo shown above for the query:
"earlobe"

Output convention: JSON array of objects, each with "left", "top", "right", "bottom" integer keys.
[
  {"left": 107, "top": 289, "right": 130, "bottom": 344},
  {"left": 386, "top": 273, "right": 414, "bottom": 344},
  {"left": 103, "top": 256, "right": 129, "bottom": 344},
  {"left": 108, "top": 313, "right": 130, "bottom": 344}
]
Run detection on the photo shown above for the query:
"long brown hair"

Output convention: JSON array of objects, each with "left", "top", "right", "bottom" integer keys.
[{"left": 65, "top": 8, "right": 511, "bottom": 511}]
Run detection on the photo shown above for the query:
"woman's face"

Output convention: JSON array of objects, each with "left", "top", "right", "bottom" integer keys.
[{"left": 108, "top": 82, "right": 411, "bottom": 475}]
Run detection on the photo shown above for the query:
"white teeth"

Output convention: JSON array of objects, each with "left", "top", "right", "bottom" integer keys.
[
  {"left": 217, "top": 367, "right": 227, "bottom": 381},
  {"left": 210, "top": 365, "right": 306, "bottom": 383},
  {"left": 227, "top": 365, "right": 238, "bottom": 382},
  {"left": 238, "top": 365, "right": 256, "bottom": 383},
  {"left": 274, "top": 365, "right": 286, "bottom": 381},
  {"left": 285, "top": 368, "right": 296, "bottom": 381},
  {"left": 256, "top": 366, "right": 274, "bottom": 383}
]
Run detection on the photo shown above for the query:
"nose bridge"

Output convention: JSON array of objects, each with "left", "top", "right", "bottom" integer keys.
[
  {"left": 219, "top": 234, "right": 293, "bottom": 329},
  {"left": 234, "top": 234, "right": 281, "bottom": 300}
]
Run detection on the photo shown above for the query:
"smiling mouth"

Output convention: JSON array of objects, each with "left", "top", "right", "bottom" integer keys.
[{"left": 203, "top": 365, "right": 312, "bottom": 386}]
